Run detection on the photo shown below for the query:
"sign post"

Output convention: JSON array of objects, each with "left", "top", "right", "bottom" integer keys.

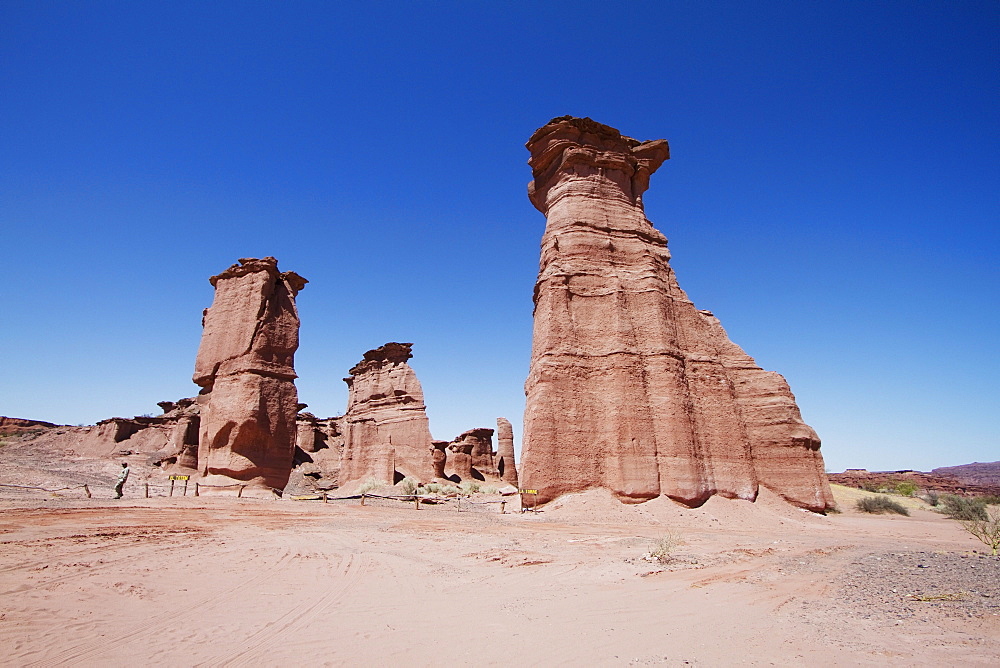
[
  {"left": 169, "top": 475, "right": 190, "bottom": 497},
  {"left": 519, "top": 489, "right": 539, "bottom": 513}
]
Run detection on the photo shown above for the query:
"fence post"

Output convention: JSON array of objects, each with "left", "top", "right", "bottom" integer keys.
[
  {"left": 169, "top": 479, "right": 175, "bottom": 497},
  {"left": 183, "top": 479, "right": 189, "bottom": 496},
  {"left": 145, "top": 483, "right": 149, "bottom": 498},
  {"left": 322, "top": 491, "right": 328, "bottom": 503},
  {"left": 83, "top": 484, "right": 91, "bottom": 498},
  {"left": 361, "top": 493, "right": 366, "bottom": 506},
  {"left": 194, "top": 482, "right": 199, "bottom": 497},
  {"left": 238, "top": 485, "right": 244, "bottom": 499},
  {"left": 415, "top": 495, "right": 420, "bottom": 510},
  {"left": 500, "top": 500, "right": 506, "bottom": 514}
]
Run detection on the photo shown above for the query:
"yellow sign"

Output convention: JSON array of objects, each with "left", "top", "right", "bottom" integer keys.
[
  {"left": 519, "top": 489, "right": 538, "bottom": 494},
  {"left": 169, "top": 475, "right": 190, "bottom": 481}
]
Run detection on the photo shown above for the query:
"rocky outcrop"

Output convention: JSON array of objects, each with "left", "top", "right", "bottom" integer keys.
[
  {"left": 450, "top": 428, "right": 496, "bottom": 479},
  {"left": 446, "top": 439, "right": 474, "bottom": 482},
  {"left": 339, "top": 343, "right": 435, "bottom": 486},
  {"left": 0, "top": 417, "right": 59, "bottom": 437},
  {"left": 495, "top": 417, "right": 519, "bottom": 487},
  {"left": 932, "top": 462, "right": 1000, "bottom": 490},
  {"left": 431, "top": 441, "right": 449, "bottom": 480},
  {"left": 192, "top": 257, "right": 307, "bottom": 490},
  {"left": 290, "top": 412, "right": 343, "bottom": 489},
  {"left": 519, "top": 116, "right": 833, "bottom": 511},
  {"left": 827, "top": 469, "right": 1000, "bottom": 497}
]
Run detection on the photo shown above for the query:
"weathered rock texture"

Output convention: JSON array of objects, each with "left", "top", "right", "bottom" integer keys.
[
  {"left": 339, "top": 343, "right": 435, "bottom": 486},
  {"left": 446, "top": 439, "right": 474, "bottom": 482},
  {"left": 455, "top": 428, "right": 496, "bottom": 479},
  {"left": 431, "top": 441, "right": 449, "bottom": 480},
  {"left": 495, "top": 417, "right": 519, "bottom": 487},
  {"left": 192, "top": 257, "right": 307, "bottom": 490},
  {"left": 519, "top": 116, "right": 833, "bottom": 511}
]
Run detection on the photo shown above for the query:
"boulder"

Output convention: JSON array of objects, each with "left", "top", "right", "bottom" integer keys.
[{"left": 519, "top": 116, "right": 833, "bottom": 512}]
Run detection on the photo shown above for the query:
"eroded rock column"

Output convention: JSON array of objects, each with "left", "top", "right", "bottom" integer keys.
[
  {"left": 519, "top": 117, "right": 834, "bottom": 511},
  {"left": 495, "top": 417, "right": 519, "bottom": 487},
  {"left": 339, "top": 343, "right": 435, "bottom": 487},
  {"left": 193, "top": 257, "right": 307, "bottom": 490}
]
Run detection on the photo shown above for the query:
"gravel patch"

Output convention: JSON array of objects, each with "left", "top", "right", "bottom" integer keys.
[{"left": 839, "top": 551, "right": 1000, "bottom": 620}]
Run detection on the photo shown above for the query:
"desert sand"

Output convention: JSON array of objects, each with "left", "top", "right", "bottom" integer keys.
[{"left": 1, "top": 485, "right": 998, "bottom": 666}]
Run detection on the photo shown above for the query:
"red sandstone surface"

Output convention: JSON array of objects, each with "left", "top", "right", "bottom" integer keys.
[
  {"left": 192, "top": 257, "right": 307, "bottom": 491},
  {"left": 520, "top": 116, "right": 832, "bottom": 511},
  {"left": 495, "top": 417, "right": 519, "bottom": 487},
  {"left": 339, "top": 343, "right": 436, "bottom": 487}
]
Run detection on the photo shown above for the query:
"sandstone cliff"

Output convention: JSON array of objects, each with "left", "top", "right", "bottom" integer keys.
[
  {"left": 339, "top": 342, "right": 435, "bottom": 486},
  {"left": 193, "top": 257, "right": 307, "bottom": 490},
  {"left": 519, "top": 116, "right": 833, "bottom": 512}
]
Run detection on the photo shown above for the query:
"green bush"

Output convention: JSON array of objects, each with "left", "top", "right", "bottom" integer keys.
[
  {"left": 922, "top": 491, "right": 940, "bottom": 506},
  {"left": 894, "top": 481, "right": 918, "bottom": 497},
  {"left": 856, "top": 495, "right": 910, "bottom": 516},
  {"left": 979, "top": 494, "right": 1000, "bottom": 506},
  {"left": 940, "top": 494, "right": 987, "bottom": 521}
]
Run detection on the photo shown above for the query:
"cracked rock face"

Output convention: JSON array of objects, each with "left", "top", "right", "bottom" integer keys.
[
  {"left": 193, "top": 257, "right": 307, "bottom": 490},
  {"left": 339, "top": 342, "right": 435, "bottom": 486},
  {"left": 519, "top": 117, "right": 833, "bottom": 511}
]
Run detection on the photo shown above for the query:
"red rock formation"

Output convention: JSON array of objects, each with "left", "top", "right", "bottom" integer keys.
[
  {"left": 932, "top": 462, "right": 1000, "bottom": 490},
  {"left": 192, "top": 257, "right": 307, "bottom": 490},
  {"left": 495, "top": 417, "right": 519, "bottom": 487},
  {"left": 446, "top": 439, "right": 474, "bottom": 482},
  {"left": 828, "top": 469, "right": 1000, "bottom": 497},
  {"left": 431, "top": 441, "right": 449, "bottom": 480},
  {"left": 449, "top": 428, "right": 496, "bottom": 479},
  {"left": 0, "top": 417, "right": 59, "bottom": 437},
  {"left": 519, "top": 116, "right": 833, "bottom": 511},
  {"left": 339, "top": 343, "right": 435, "bottom": 486}
]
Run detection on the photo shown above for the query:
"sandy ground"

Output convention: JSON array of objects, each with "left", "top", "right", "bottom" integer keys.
[{"left": 1, "top": 485, "right": 998, "bottom": 666}]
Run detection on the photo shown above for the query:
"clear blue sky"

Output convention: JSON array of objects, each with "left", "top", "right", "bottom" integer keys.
[{"left": 2, "top": 1, "right": 996, "bottom": 473}]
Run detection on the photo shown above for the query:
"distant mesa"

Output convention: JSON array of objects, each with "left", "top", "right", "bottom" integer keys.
[{"left": 518, "top": 116, "right": 833, "bottom": 511}]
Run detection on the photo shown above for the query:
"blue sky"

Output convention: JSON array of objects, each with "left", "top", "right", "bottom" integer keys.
[{"left": 2, "top": 1, "right": 996, "bottom": 473}]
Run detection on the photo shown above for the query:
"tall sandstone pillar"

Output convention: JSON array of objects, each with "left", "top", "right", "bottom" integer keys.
[
  {"left": 519, "top": 117, "right": 833, "bottom": 512},
  {"left": 193, "top": 257, "right": 307, "bottom": 490},
  {"left": 495, "top": 417, "right": 519, "bottom": 487},
  {"left": 339, "top": 342, "right": 436, "bottom": 486}
]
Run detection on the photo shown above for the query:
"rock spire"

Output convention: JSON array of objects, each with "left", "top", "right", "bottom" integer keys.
[
  {"left": 495, "top": 417, "right": 519, "bottom": 487},
  {"left": 519, "top": 117, "right": 833, "bottom": 512},
  {"left": 339, "top": 342, "right": 435, "bottom": 486},
  {"left": 192, "top": 257, "right": 307, "bottom": 490}
]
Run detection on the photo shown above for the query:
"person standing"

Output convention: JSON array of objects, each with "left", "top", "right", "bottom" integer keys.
[{"left": 113, "top": 462, "right": 130, "bottom": 499}]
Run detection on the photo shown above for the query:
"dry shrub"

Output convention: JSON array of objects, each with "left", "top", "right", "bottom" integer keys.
[
  {"left": 856, "top": 495, "right": 910, "bottom": 516},
  {"left": 940, "top": 494, "right": 987, "bottom": 521},
  {"left": 961, "top": 508, "right": 1000, "bottom": 556}
]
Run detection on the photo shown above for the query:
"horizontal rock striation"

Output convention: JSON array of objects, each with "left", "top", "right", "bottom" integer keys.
[
  {"left": 519, "top": 116, "right": 833, "bottom": 511},
  {"left": 339, "top": 343, "right": 435, "bottom": 486},
  {"left": 193, "top": 257, "right": 307, "bottom": 490}
]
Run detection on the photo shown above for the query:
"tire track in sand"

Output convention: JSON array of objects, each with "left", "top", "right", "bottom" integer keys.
[
  {"left": 28, "top": 546, "right": 296, "bottom": 667},
  {"left": 214, "top": 550, "right": 369, "bottom": 667}
]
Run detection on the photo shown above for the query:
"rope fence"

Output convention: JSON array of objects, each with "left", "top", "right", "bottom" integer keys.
[{"left": 0, "top": 481, "right": 527, "bottom": 512}]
